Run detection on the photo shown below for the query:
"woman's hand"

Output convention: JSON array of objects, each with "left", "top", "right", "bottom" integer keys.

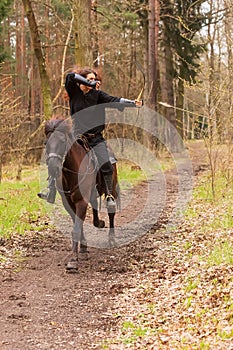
[
  {"left": 95, "top": 81, "right": 101, "bottom": 90},
  {"left": 134, "top": 99, "right": 143, "bottom": 107}
]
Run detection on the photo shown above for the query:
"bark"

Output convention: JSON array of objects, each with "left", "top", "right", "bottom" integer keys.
[
  {"left": 22, "top": 0, "right": 52, "bottom": 120},
  {"left": 176, "top": 76, "right": 184, "bottom": 137},
  {"left": 73, "top": 0, "right": 92, "bottom": 67},
  {"left": 148, "top": 0, "right": 157, "bottom": 109},
  {"left": 224, "top": 0, "right": 233, "bottom": 141},
  {"left": 91, "top": 0, "right": 99, "bottom": 67}
]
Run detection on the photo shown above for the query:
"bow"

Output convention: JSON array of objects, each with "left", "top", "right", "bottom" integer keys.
[{"left": 135, "top": 60, "right": 146, "bottom": 103}]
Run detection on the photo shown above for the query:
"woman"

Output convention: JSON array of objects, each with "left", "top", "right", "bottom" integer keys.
[{"left": 39, "top": 67, "right": 142, "bottom": 207}]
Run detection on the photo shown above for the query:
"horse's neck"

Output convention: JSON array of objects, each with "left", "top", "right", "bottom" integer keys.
[{"left": 64, "top": 140, "right": 87, "bottom": 170}]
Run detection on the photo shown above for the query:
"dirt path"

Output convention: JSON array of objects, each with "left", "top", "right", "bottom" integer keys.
[{"left": 0, "top": 141, "right": 208, "bottom": 350}]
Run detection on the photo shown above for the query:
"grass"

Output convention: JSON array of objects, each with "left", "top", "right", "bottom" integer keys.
[
  {"left": 184, "top": 277, "right": 199, "bottom": 292},
  {"left": 0, "top": 160, "right": 154, "bottom": 239},
  {"left": 185, "top": 170, "right": 233, "bottom": 230},
  {"left": 217, "top": 328, "right": 233, "bottom": 340},
  {"left": 207, "top": 241, "right": 233, "bottom": 266},
  {"left": 193, "top": 171, "right": 233, "bottom": 203},
  {"left": 0, "top": 165, "right": 49, "bottom": 238},
  {"left": 117, "top": 157, "right": 171, "bottom": 189},
  {"left": 184, "top": 170, "right": 233, "bottom": 268}
]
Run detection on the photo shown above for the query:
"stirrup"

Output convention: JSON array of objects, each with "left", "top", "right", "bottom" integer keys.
[
  {"left": 105, "top": 194, "right": 116, "bottom": 208},
  {"left": 37, "top": 189, "right": 56, "bottom": 204},
  {"left": 47, "top": 189, "right": 56, "bottom": 204},
  {"left": 37, "top": 192, "right": 48, "bottom": 200}
]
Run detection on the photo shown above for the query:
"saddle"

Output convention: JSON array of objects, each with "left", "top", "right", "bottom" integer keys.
[
  {"left": 76, "top": 135, "right": 117, "bottom": 198},
  {"left": 76, "top": 134, "right": 91, "bottom": 152},
  {"left": 76, "top": 134, "right": 117, "bottom": 166}
]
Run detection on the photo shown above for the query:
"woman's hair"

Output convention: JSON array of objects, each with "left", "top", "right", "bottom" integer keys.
[
  {"left": 63, "top": 66, "right": 102, "bottom": 101},
  {"left": 71, "top": 65, "right": 101, "bottom": 81}
]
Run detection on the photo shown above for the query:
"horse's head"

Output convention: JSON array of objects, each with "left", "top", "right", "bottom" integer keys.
[{"left": 45, "top": 119, "right": 71, "bottom": 178}]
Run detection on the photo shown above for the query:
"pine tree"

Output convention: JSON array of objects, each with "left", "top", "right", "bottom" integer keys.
[
  {"left": 160, "top": 0, "right": 207, "bottom": 136},
  {"left": 0, "top": 0, "right": 13, "bottom": 63}
]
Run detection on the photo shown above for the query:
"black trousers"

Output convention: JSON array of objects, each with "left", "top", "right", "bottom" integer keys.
[{"left": 88, "top": 138, "right": 113, "bottom": 176}]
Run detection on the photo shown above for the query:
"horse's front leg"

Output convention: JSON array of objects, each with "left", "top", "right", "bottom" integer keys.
[
  {"left": 66, "top": 222, "right": 81, "bottom": 271},
  {"left": 60, "top": 193, "right": 76, "bottom": 223},
  {"left": 66, "top": 199, "right": 88, "bottom": 271},
  {"left": 66, "top": 236, "right": 79, "bottom": 271},
  {"left": 73, "top": 199, "right": 89, "bottom": 251},
  {"left": 80, "top": 225, "right": 88, "bottom": 254},
  {"left": 72, "top": 223, "right": 87, "bottom": 254}
]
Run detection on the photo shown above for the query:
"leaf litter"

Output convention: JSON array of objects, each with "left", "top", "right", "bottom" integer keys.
[{"left": 1, "top": 141, "right": 233, "bottom": 349}]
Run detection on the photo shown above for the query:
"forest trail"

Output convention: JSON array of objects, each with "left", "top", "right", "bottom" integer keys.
[{"left": 0, "top": 141, "right": 209, "bottom": 350}]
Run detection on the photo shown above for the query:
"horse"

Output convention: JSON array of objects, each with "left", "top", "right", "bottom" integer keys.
[{"left": 44, "top": 118, "right": 119, "bottom": 271}]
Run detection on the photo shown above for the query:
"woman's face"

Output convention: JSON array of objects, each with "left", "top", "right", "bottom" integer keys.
[{"left": 79, "top": 72, "right": 96, "bottom": 94}]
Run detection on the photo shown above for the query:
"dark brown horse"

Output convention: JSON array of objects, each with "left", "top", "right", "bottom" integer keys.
[{"left": 44, "top": 118, "right": 119, "bottom": 271}]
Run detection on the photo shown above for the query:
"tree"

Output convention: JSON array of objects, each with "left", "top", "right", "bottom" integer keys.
[
  {"left": 0, "top": 0, "right": 13, "bottom": 63},
  {"left": 160, "top": 0, "right": 207, "bottom": 137},
  {"left": 73, "top": 0, "right": 93, "bottom": 67},
  {"left": 22, "top": 0, "right": 53, "bottom": 120},
  {"left": 147, "top": 0, "right": 159, "bottom": 109}
]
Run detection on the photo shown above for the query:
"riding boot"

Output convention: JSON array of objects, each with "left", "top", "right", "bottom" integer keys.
[
  {"left": 37, "top": 177, "right": 57, "bottom": 204},
  {"left": 104, "top": 174, "right": 116, "bottom": 209}
]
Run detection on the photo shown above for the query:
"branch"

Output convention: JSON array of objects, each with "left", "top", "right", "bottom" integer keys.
[{"left": 53, "top": 8, "right": 74, "bottom": 105}]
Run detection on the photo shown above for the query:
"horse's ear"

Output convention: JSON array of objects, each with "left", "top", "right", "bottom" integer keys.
[
  {"left": 45, "top": 121, "right": 51, "bottom": 136},
  {"left": 45, "top": 117, "right": 70, "bottom": 136},
  {"left": 65, "top": 118, "right": 72, "bottom": 132},
  {"left": 45, "top": 119, "right": 60, "bottom": 136}
]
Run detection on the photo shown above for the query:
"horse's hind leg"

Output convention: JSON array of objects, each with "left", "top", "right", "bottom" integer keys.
[
  {"left": 108, "top": 210, "right": 116, "bottom": 247},
  {"left": 92, "top": 207, "right": 105, "bottom": 228},
  {"left": 90, "top": 189, "right": 105, "bottom": 228}
]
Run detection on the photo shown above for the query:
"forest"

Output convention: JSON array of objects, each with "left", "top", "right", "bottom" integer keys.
[
  {"left": 0, "top": 1, "right": 233, "bottom": 349},
  {"left": 0, "top": 0, "right": 232, "bottom": 167}
]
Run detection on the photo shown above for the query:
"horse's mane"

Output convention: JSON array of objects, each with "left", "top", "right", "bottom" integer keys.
[
  {"left": 45, "top": 118, "right": 72, "bottom": 136},
  {"left": 45, "top": 117, "right": 91, "bottom": 153}
]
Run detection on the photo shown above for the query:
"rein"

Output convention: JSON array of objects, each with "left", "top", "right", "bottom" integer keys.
[
  {"left": 52, "top": 136, "right": 98, "bottom": 196},
  {"left": 57, "top": 149, "right": 97, "bottom": 196},
  {"left": 46, "top": 120, "right": 98, "bottom": 197}
]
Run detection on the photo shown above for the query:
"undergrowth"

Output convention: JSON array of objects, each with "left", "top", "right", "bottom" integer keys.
[
  {"left": 0, "top": 166, "right": 49, "bottom": 238},
  {"left": 0, "top": 161, "right": 152, "bottom": 238}
]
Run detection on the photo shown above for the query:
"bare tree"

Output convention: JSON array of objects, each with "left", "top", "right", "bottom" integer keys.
[
  {"left": 22, "top": 0, "right": 53, "bottom": 120},
  {"left": 73, "top": 0, "right": 93, "bottom": 67}
]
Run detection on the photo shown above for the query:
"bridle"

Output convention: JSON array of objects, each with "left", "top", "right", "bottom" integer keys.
[
  {"left": 47, "top": 127, "right": 98, "bottom": 174},
  {"left": 46, "top": 152, "right": 64, "bottom": 162},
  {"left": 46, "top": 125, "right": 98, "bottom": 197},
  {"left": 46, "top": 128, "right": 70, "bottom": 167}
]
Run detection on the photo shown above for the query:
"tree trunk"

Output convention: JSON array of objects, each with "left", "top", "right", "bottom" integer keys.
[
  {"left": 91, "top": 0, "right": 99, "bottom": 67},
  {"left": 148, "top": 0, "right": 157, "bottom": 109},
  {"left": 176, "top": 76, "right": 184, "bottom": 137},
  {"left": 22, "top": 0, "right": 52, "bottom": 120},
  {"left": 73, "top": 0, "right": 92, "bottom": 67}
]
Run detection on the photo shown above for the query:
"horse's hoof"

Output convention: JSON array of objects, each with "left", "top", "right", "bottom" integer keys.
[
  {"left": 93, "top": 219, "right": 105, "bottom": 228},
  {"left": 79, "top": 252, "right": 89, "bottom": 261},
  {"left": 66, "top": 259, "right": 78, "bottom": 272},
  {"left": 80, "top": 247, "right": 89, "bottom": 254}
]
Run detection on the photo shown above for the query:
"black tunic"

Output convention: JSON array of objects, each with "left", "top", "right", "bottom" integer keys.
[{"left": 65, "top": 73, "right": 121, "bottom": 137}]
